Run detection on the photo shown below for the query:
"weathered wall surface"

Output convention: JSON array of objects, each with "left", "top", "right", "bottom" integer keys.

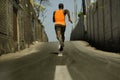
[
  {"left": 71, "top": 0, "right": 120, "bottom": 52},
  {"left": 0, "top": 0, "right": 48, "bottom": 55},
  {"left": 70, "top": 15, "right": 84, "bottom": 40},
  {"left": 87, "top": 0, "right": 120, "bottom": 51}
]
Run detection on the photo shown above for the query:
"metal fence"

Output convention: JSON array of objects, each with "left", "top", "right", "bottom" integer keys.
[
  {"left": 0, "top": 0, "right": 48, "bottom": 55},
  {"left": 0, "top": 0, "right": 14, "bottom": 54}
]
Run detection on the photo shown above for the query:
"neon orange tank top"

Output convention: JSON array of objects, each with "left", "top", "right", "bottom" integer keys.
[{"left": 55, "top": 10, "right": 66, "bottom": 26}]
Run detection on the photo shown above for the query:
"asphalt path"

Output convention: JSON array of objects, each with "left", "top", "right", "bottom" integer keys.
[{"left": 0, "top": 41, "right": 120, "bottom": 80}]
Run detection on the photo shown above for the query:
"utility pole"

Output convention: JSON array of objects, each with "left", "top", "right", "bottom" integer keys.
[
  {"left": 82, "top": 0, "right": 87, "bottom": 33},
  {"left": 82, "top": 0, "right": 86, "bottom": 15},
  {"left": 72, "top": 12, "right": 74, "bottom": 31},
  {"left": 73, "top": 0, "right": 77, "bottom": 27}
]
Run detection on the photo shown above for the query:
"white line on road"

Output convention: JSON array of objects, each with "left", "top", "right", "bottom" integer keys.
[
  {"left": 54, "top": 65, "right": 72, "bottom": 80},
  {"left": 58, "top": 52, "right": 63, "bottom": 57}
]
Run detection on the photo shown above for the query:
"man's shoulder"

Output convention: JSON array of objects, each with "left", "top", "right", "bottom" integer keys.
[
  {"left": 64, "top": 9, "right": 69, "bottom": 12},
  {"left": 64, "top": 9, "right": 69, "bottom": 14},
  {"left": 53, "top": 9, "right": 58, "bottom": 13},
  {"left": 53, "top": 10, "right": 56, "bottom": 14},
  {"left": 53, "top": 9, "right": 69, "bottom": 14}
]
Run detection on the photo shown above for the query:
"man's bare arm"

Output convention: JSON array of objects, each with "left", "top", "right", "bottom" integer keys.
[
  {"left": 53, "top": 11, "right": 55, "bottom": 22},
  {"left": 64, "top": 9, "right": 72, "bottom": 23}
]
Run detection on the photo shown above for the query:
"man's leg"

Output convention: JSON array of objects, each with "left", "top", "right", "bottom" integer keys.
[
  {"left": 55, "top": 25, "right": 64, "bottom": 51},
  {"left": 58, "top": 31, "right": 64, "bottom": 47},
  {"left": 61, "top": 26, "right": 66, "bottom": 42},
  {"left": 55, "top": 26, "right": 62, "bottom": 41},
  {"left": 58, "top": 26, "right": 65, "bottom": 51},
  {"left": 55, "top": 25, "right": 63, "bottom": 45}
]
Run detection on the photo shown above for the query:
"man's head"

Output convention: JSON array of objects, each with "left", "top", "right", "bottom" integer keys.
[{"left": 59, "top": 3, "right": 64, "bottom": 9}]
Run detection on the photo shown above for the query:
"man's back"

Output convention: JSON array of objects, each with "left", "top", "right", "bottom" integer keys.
[{"left": 54, "top": 9, "right": 66, "bottom": 26}]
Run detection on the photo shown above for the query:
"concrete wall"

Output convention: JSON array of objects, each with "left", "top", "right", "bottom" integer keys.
[
  {"left": 86, "top": 0, "right": 120, "bottom": 51},
  {"left": 70, "top": 15, "right": 84, "bottom": 40},
  {"left": 71, "top": 0, "right": 120, "bottom": 52}
]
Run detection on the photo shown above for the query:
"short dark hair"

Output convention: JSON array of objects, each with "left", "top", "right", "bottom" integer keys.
[{"left": 59, "top": 3, "right": 64, "bottom": 9}]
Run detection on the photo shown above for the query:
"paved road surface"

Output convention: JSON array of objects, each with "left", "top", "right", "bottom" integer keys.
[{"left": 0, "top": 41, "right": 120, "bottom": 80}]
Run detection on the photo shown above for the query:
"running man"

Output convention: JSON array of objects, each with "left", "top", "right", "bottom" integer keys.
[{"left": 53, "top": 3, "right": 72, "bottom": 51}]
